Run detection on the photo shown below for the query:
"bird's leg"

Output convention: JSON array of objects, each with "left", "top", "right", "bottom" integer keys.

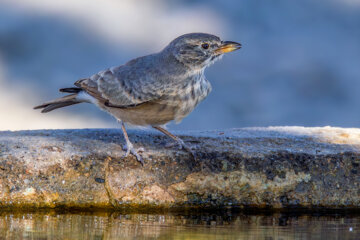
[
  {"left": 152, "top": 126, "right": 195, "bottom": 158},
  {"left": 120, "top": 122, "right": 144, "bottom": 165}
]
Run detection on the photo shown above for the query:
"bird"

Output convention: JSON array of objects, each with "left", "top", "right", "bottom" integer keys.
[{"left": 34, "top": 33, "right": 241, "bottom": 165}]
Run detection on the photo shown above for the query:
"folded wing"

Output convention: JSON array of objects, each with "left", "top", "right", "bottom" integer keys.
[{"left": 75, "top": 61, "right": 166, "bottom": 108}]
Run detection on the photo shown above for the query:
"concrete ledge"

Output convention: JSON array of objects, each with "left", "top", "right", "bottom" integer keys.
[{"left": 0, "top": 127, "right": 359, "bottom": 209}]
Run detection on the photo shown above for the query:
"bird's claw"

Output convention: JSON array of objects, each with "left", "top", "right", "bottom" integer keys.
[
  {"left": 165, "top": 141, "right": 183, "bottom": 150},
  {"left": 165, "top": 139, "right": 196, "bottom": 159},
  {"left": 122, "top": 142, "right": 144, "bottom": 165}
]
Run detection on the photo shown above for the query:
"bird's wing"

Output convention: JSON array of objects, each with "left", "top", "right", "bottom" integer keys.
[{"left": 75, "top": 64, "right": 165, "bottom": 108}]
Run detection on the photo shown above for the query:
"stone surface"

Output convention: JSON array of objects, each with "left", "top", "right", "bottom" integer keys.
[{"left": 0, "top": 126, "right": 359, "bottom": 209}]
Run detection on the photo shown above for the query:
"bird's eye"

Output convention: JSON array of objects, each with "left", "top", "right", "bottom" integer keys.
[{"left": 201, "top": 43, "right": 209, "bottom": 49}]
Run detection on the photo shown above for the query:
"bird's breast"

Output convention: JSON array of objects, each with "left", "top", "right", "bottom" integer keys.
[{"left": 171, "top": 75, "right": 212, "bottom": 122}]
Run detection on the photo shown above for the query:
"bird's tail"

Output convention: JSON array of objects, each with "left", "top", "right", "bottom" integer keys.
[{"left": 34, "top": 88, "right": 84, "bottom": 113}]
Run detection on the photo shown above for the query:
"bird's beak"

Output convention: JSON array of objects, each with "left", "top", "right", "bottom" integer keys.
[{"left": 215, "top": 41, "right": 242, "bottom": 54}]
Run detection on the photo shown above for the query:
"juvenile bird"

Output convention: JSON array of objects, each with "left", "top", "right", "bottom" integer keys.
[{"left": 34, "top": 33, "right": 241, "bottom": 165}]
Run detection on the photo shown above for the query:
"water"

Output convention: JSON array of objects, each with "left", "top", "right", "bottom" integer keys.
[{"left": 0, "top": 210, "right": 359, "bottom": 239}]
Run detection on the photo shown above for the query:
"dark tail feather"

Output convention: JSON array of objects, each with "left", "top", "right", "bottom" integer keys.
[
  {"left": 37, "top": 101, "right": 79, "bottom": 113},
  {"left": 59, "top": 87, "right": 82, "bottom": 93},
  {"left": 34, "top": 93, "right": 82, "bottom": 113}
]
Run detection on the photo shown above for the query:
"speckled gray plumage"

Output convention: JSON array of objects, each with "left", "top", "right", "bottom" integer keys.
[{"left": 75, "top": 60, "right": 209, "bottom": 125}]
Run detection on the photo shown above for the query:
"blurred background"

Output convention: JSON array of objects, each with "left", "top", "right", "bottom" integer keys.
[{"left": 0, "top": 0, "right": 360, "bottom": 131}]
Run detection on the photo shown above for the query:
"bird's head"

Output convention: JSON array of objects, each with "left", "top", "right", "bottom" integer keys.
[{"left": 165, "top": 33, "right": 241, "bottom": 70}]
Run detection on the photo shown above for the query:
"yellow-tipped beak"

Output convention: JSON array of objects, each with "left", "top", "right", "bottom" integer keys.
[{"left": 215, "top": 41, "right": 242, "bottom": 54}]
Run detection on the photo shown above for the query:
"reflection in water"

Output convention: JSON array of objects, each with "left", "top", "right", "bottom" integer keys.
[{"left": 0, "top": 211, "right": 359, "bottom": 239}]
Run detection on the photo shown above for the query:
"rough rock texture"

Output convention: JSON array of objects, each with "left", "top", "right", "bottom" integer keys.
[{"left": 0, "top": 126, "right": 359, "bottom": 209}]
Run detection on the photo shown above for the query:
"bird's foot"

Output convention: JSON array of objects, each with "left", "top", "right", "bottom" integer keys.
[
  {"left": 164, "top": 141, "right": 181, "bottom": 149},
  {"left": 122, "top": 142, "right": 144, "bottom": 165},
  {"left": 165, "top": 139, "right": 196, "bottom": 159}
]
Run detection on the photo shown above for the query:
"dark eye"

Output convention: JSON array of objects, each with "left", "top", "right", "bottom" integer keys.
[{"left": 201, "top": 43, "right": 209, "bottom": 49}]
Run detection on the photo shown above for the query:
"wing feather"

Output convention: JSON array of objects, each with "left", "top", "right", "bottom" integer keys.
[{"left": 74, "top": 55, "right": 170, "bottom": 108}]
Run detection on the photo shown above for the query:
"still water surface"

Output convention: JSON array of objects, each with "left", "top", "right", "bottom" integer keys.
[{"left": 0, "top": 210, "right": 359, "bottom": 239}]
